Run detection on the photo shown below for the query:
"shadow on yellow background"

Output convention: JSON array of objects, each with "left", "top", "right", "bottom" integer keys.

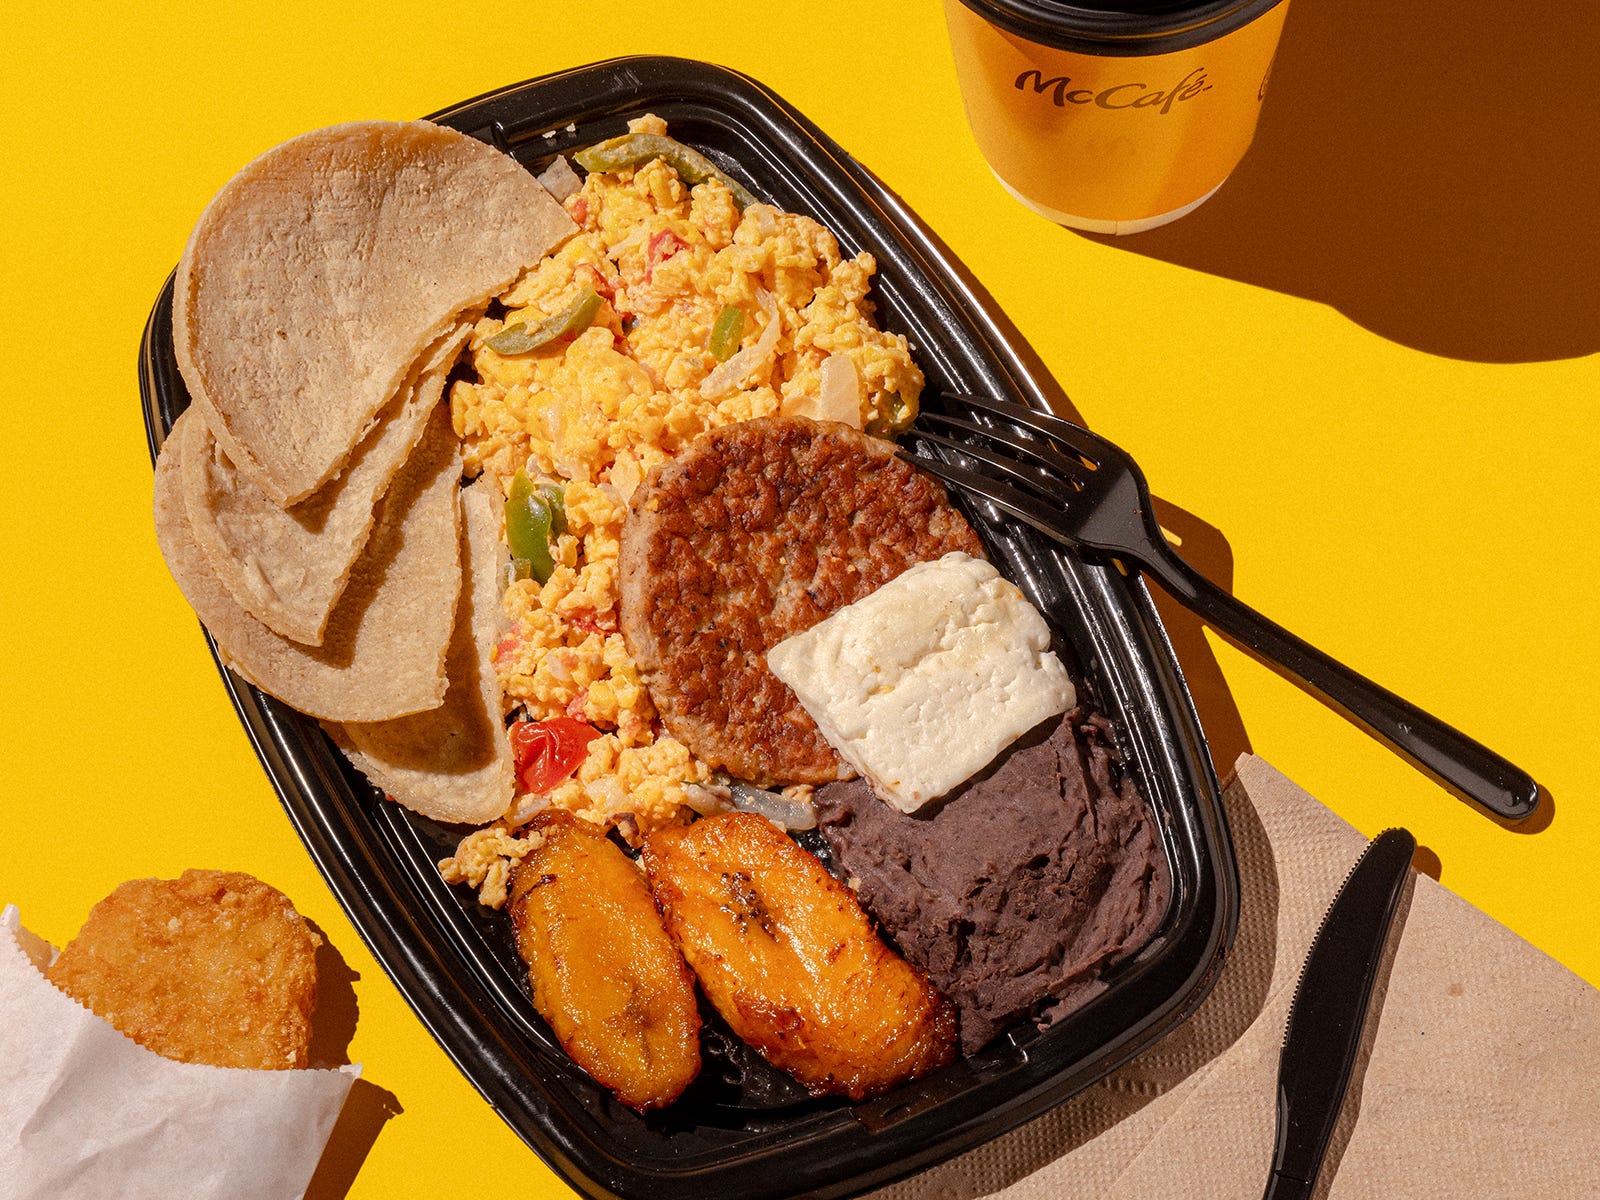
[
  {"left": 303, "top": 922, "right": 402, "bottom": 1200},
  {"left": 887, "top": 166, "right": 1559, "bottom": 842},
  {"left": 1084, "top": 0, "right": 1599, "bottom": 364}
]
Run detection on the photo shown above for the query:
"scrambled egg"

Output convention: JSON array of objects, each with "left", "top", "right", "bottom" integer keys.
[
  {"left": 438, "top": 823, "right": 547, "bottom": 910},
  {"left": 441, "top": 115, "right": 923, "bottom": 903}
]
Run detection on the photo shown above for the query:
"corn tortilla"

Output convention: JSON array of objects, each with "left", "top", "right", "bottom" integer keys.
[
  {"left": 174, "top": 120, "right": 575, "bottom": 507},
  {"left": 180, "top": 324, "right": 472, "bottom": 646},
  {"left": 325, "top": 477, "right": 515, "bottom": 824},
  {"left": 154, "top": 405, "right": 463, "bottom": 721}
]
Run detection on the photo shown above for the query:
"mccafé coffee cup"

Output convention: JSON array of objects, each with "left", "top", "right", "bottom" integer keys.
[{"left": 945, "top": 0, "right": 1290, "bottom": 233}]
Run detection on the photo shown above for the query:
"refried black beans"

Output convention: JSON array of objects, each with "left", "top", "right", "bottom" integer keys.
[{"left": 814, "top": 708, "right": 1171, "bottom": 1053}]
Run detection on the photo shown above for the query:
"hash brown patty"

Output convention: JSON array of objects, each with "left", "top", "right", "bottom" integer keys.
[
  {"left": 46, "top": 870, "right": 321, "bottom": 1070},
  {"left": 619, "top": 416, "right": 984, "bottom": 784}
]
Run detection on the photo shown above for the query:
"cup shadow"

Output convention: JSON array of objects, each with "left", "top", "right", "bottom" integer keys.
[{"left": 1080, "top": 0, "right": 1599, "bottom": 363}]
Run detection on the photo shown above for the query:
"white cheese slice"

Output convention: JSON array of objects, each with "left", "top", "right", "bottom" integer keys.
[{"left": 766, "top": 552, "right": 1075, "bottom": 812}]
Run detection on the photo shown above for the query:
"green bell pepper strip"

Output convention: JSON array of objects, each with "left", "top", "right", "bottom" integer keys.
[
  {"left": 505, "top": 470, "right": 567, "bottom": 584},
  {"left": 487, "top": 288, "right": 603, "bottom": 356},
  {"left": 573, "top": 134, "right": 758, "bottom": 210},
  {"left": 541, "top": 482, "right": 567, "bottom": 537},
  {"left": 708, "top": 305, "right": 745, "bottom": 362}
]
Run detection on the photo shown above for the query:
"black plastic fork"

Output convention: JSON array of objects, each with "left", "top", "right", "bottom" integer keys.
[{"left": 904, "top": 392, "right": 1540, "bottom": 822}]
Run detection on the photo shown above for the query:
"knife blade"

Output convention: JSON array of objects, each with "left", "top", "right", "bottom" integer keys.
[{"left": 1262, "top": 827, "right": 1416, "bottom": 1200}]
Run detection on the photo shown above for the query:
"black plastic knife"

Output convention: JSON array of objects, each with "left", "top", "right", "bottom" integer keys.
[{"left": 1263, "top": 827, "right": 1416, "bottom": 1200}]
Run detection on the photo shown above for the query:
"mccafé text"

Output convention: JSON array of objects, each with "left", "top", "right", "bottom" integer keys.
[{"left": 1014, "top": 67, "right": 1213, "bottom": 115}]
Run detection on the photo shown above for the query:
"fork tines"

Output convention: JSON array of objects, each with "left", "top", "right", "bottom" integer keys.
[
  {"left": 905, "top": 395, "right": 1545, "bottom": 824},
  {"left": 901, "top": 391, "right": 1138, "bottom": 552},
  {"left": 900, "top": 430, "right": 1079, "bottom": 550},
  {"left": 931, "top": 391, "right": 1119, "bottom": 464},
  {"left": 913, "top": 415, "right": 1089, "bottom": 498}
]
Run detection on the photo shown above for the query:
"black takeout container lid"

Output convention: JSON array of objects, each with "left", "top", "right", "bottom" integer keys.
[{"left": 138, "top": 56, "right": 1238, "bottom": 1200}]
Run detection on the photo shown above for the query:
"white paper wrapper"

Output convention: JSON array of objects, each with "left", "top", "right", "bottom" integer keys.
[{"left": 0, "top": 904, "right": 359, "bottom": 1200}]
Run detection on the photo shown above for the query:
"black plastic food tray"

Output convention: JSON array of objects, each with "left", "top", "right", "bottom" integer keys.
[{"left": 138, "top": 56, "right": 1237, "bottom": 1200}]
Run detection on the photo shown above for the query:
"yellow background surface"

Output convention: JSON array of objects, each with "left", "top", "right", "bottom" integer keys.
[{"left": 2, "top": 2, "right": 1594, "bottom": 1196}]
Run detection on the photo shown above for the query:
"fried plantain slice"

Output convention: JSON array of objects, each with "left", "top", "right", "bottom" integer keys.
[
  {"left": 509, "top": 811, "right": 701, "bottom": 1110},
  {"left": 642, "top": 811, "right": 956, "bottom": 1100}
]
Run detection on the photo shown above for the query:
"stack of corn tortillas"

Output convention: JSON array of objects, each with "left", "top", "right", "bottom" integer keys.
[{"left": 153, "top": 119, "right": 575, "bottom": 824}]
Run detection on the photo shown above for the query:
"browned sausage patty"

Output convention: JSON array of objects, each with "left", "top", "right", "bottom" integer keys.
[{"left": 619, "top": 416, "right": 985, "bottom": 784}]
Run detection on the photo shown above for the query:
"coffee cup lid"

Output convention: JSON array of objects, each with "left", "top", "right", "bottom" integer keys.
[{"left": 955, "top": 0, "right": 1285, "bottom": 55}]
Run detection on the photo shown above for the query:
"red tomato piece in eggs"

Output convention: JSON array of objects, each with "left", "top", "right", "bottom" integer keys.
[
  {"left": 511, "top": 717, "right": 601, "bottom": 794},
  {"left": 645, "top": 230, "right": 688, "bottom": 283}
]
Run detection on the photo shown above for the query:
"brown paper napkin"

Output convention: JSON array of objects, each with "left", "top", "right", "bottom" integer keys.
[{"left": 872, "top": 753, "right": 1600, "bottom": 1199}]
